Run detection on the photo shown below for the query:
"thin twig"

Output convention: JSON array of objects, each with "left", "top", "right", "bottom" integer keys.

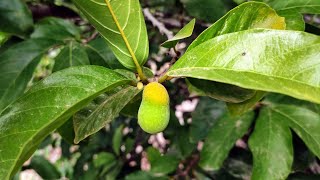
[{"left": 143, "top": 8, "right": 174, "bottom": 39}]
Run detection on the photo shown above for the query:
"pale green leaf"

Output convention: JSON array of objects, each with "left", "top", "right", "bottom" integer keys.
[
  {"left": 200, "top": 111, "right": 254, "bottom": 171},
  {"left": 72, "top": 0, "right": 149, "bottom": 70},
  {"left": 249, "top": 107, "right": 293, "bottom": 180},
  {"left": 74, "top": 85, "right": 141, "bottom": 143},
  {"left": 168, "top": 29, "right": 320, "bottom": 104},
  {"left": 161, "top": 19, "right": 195, "bottom": 48},
  {"left": 0, "top": 66, "right": 130, "bottom": 179},
  {"left": 0, "top": 38, "right": 59, "bottom": 112}
]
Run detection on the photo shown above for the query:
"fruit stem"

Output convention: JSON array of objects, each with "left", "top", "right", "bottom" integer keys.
[{"left": 158, "top": 74, "right": 173, "bottom": 83}]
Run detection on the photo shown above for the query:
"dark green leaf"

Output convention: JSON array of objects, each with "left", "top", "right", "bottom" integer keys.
[
  {"left": 53, "top": 41, "right": 90, "bottom": 72},
  {"left": 73, "top": 0, "right": 149, "bottom": 70},
  {"left": 0, "top": 0, "right": 33, "bottom": 36},
  {"left": 0, "top": 32, "right": 10, "bottom": 46},
  {"left": 255, "top": 0, "right": 320, "bottom": 14},
  {"left": 227, "top": 91, "right": 266, "bottom": 116},
  {"left": 29, "top": 156, "right": 61, "bottom": 179},
  {"left": 147, "top": 147, "right": 179, "bottom": 175},
  {"left": 190, "top": 97, "right": 226, "bottom": 143},
  {"left": 57, "top": 118, "right": 75, "bottom": 144},
  {"left": 31, "top": 17, "right": 81, "bottom": 41},
  {"left": 168, "top": 29, "right": 320, "bottom": 104},
  {"left": 200, "top": 111, "right": 254, "bottom": 171},
  {"left": 269, "top": 105, "right": 320, "bottom": 159},
  {"left": 125, "top": 171, "right": 168, "bottom": 180},
  {"left": 277, "top": 9, "right": 305, "bottom": 31},
  {"left": 0, "top": 38, "right": 59, "bottom": 112},
  {"left": 161, "top": 19, "right": 195, "bottom": 48},
  {"left": 180, "top": 0, "right": 228, "bottom": 22},
  {"left": 74, "top": 85, "right": 141, "bottom": 143},
  {"left": 93, "top": 152, "right": 115, "bottom": 168},
  {"left": 85, "top": 37, "right": 124, "bottom": 69},
  {"left": 112, "top": 124, "right": 124, "bottom": 155},
  {"left": 186, "top": 78, "right": 255, "bottom": 103},
  {"left": 187, "top": 2, "right": 286, "bottom": 51},
  {"left": 249, "top": 107, "right": 293, "bottom": 180},
  {"left": 0, "top": 66, "right": 130, "bottom": 179},
  {"left": 287, "top": 173, "right": 320, "bottom": 180}
]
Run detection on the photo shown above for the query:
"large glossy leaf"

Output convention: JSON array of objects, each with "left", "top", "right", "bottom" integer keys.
[
  {"left": 161, "top": 19, "right": 195, "bottom": 48},
  {"left": 180, "top": 0, "right": 228, "bottom": 22},
  {"left": 269, "top": 105, "right": 320, "bottom": 158},
  {"left": 200, "top": 111, "right": 254, "bottom": 171},
  {"left": 249, "top": 107, "right": 293, "bottom": 180},
  {"left": 72, "top": 0, "right": 149, "bottom": 70},
  {"left": 0, "top": 0, "right": 33, "bottom": 36},
  {"left": 187, "top": 2, "right": 285, "bottom": 51},
  {"left": 74, "top": 85, "right": 141, "bottom": 143},
  {"left": 0, "top": 38, "right": 59, "bottom": 112},
  {"left": 31, "top": 17, "right": 81, "bottom": 41},
  {"left": 255, "top": 0, "right": 320, "bottom": 14},
  {"left": 0, "top": 66, "right": 130, "bottom": 179},
  {"left": 168, "top": 29, "right": 320, "bottom": 104},
  {"left": 53, "top": 41, "right": 90, "bottom": 72}
]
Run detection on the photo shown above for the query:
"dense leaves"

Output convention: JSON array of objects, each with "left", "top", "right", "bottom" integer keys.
[{"left": 0, "top": 66, "right": 130, "bottom": 179}]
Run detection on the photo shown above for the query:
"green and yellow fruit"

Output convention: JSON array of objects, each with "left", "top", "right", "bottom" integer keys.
[{"left": 138, "top": 82, "right": 170, "bottom": 134}]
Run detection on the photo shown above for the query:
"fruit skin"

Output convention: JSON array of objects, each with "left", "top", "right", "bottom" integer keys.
[{"left": 138, "top": 82, "right": 170, "bottom": 134}]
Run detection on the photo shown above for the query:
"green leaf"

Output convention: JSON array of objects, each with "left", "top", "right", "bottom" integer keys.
[
  {"left": 200, "top": 111, "right": 254, "bottom": 171},
  {"left": 57, "top": 118, "right": 75, "bottom": 144},
  {"left": 264, "top": 93, "right": 320, "bottom": 115},
  {"left": 74, "top": 85, "right": 141, "bottom": 143},
  {"left": 0, "top": 32, "right": 10, "bottom": 46},
  {"left": 187, "top": 2, "right": 286, "bottom": 51},
  {"left": 186, "top": 78, "right": 255, "bottom": 103},
  {"left": 255, "top": 0, "right": 320, "bottom": 14},
  {"left": 190, "top": 97, "right": 226, "bottom": 142},
  {"left": 249, "top": 107, "right": 293, "bottom": 180},
  {"left": 31, "top": 17, "right": 81, "bottom": 41},
  {"left": 227, "top": 91, "right": 266, "bottom": 116},
  {"left": 93, "top": 152, "right": 115, "bottom": 168},
  {"left": 147, "top": 147, "right": 179, "bottom": 175},
  {"left": 29, "top": 156, "right": 61, "bottom": 179},
  {"left": 112, "top": 124, "right": 124, "bottom": 155},
  {"left": 277, "top": 9, "right": 305, "bottom": 31},
  {"left": 180, "top": 0, "right": 228, "bottom": 22},
  {"left": 0, "top": 38, "right": 59, "bottom": 112},
  {"left": 0, "top": 0, "right": 33, "bottom": 36},
  {"left": 161, "top": 19, "right": 195, "bottom": 48},
  {"left": 72, "top": 0, "right": 149, "bottom": 70},
  {"left": 53, "top": 41, "right": 90, "bottom": 72},
  {"left": 125, "top": 171, "right": 168, "bottom": 180},
  {"left": 0, "top": 66, "right": 130, "bottom": 179},
  {"left": 168, "top": 29, "right": 320, "bottom": 104},
  {"left": 269, "top": 105, "right": 320, "bottom": 158},
  {"left": 85, "top": 37, "right": 124, "bottom": 69}
]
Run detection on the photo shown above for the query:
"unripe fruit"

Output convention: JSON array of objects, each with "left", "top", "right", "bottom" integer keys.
[{"left": 138, "top": 82, "right": 170, "bottom": 134}]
